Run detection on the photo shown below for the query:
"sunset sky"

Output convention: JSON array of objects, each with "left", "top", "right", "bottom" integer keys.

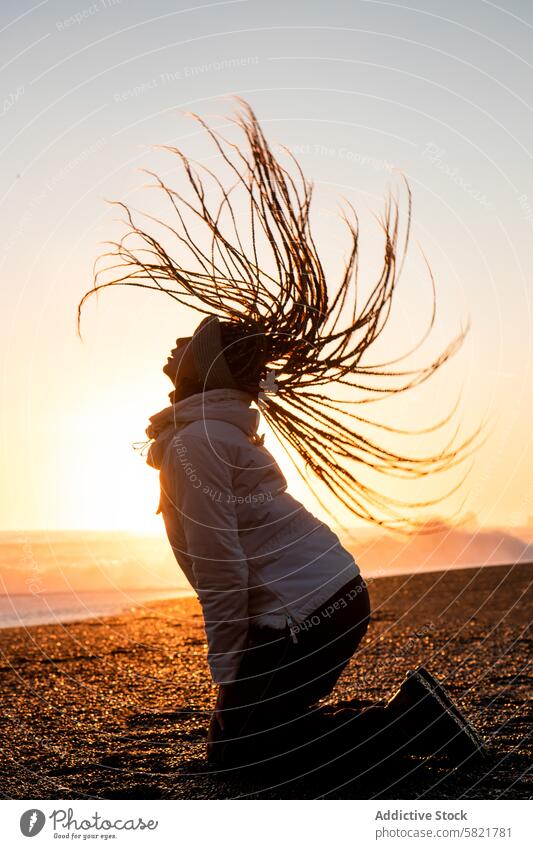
[{"left": 1, "top": 0, "right": 533, "bottom": 533}]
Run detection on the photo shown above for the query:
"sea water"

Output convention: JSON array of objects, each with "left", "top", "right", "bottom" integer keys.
[{"left": 0, "top": 530, "right": 192, "bottom": 628}]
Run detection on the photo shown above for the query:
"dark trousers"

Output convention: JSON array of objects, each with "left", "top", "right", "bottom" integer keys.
[{"left": 209, "top": 573, "right": 397, "bottom": 771}]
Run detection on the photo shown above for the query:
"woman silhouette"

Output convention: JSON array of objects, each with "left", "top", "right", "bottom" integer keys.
[{"left": 79, "top": 100, "right": 484, "bottom": 771}]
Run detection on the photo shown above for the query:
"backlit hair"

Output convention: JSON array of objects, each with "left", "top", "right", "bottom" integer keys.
[{"left": 78, "top": 98, "right": 482, "bottom": 531}]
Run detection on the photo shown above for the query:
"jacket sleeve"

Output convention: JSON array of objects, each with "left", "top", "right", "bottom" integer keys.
[{"left": 170, "top": 431, "right": 249, "bottom": 684}]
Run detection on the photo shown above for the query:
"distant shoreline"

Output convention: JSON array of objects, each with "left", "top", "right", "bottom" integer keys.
[
  {"left": 0, "top": 559, "right": 529, "bottom": 632},
  {"left": 0, "top": 587, "right": 194, "bottom": 631}
]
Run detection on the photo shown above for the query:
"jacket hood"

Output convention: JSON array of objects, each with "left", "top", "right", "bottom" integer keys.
[{"left": 145, "top": 388, "right": 259, "bottom": 470}]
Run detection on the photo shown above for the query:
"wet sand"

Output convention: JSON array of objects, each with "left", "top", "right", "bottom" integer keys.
[{"left": 0, "top": 562, "right": 531, "bottom": 799}]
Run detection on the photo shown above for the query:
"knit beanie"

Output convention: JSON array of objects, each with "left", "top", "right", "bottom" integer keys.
[{"left": 190, "top": 315, "right": 238, "bottom": 390}]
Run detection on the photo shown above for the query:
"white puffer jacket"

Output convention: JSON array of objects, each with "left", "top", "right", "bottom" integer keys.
[{"left": 147, "top": 389, "right": 359, "bottom": 684}]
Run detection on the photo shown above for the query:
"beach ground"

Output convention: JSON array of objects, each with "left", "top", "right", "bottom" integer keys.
[{"left": 0, "top": 562, "right": 530, "bottom": 799}]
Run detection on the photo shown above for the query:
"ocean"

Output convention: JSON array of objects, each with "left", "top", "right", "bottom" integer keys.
[
  {"left": 1, "top": 526, "right": 531, "bottom": 629},
  {"left": 0, "top": 530, "right": 192, "bottom": 629},
  {"left": 0, "top": 588, "right": 193, "bottom": 629}
]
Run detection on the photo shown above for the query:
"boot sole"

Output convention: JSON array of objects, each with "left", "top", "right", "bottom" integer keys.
[
  {"left": 412, "top": 666, "right": 488, "bottom": 756},
  {"left": 386, "top": 668, "right": 489, "bottom": 760}
]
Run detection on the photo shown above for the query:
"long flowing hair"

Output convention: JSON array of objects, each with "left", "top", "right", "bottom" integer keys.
[{"left": 78, "top": 98, "right": 481, "bottom": 532}]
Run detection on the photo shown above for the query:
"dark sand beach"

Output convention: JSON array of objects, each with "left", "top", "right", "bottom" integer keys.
[{"left": 0, "top": 562, "right": 531, "bottom": 800}]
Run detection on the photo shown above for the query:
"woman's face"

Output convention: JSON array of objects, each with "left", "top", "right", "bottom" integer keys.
[{"left": 162, "top": 337, "right": 196, "bottom": 388}]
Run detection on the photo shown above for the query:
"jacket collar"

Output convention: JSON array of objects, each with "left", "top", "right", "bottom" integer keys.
[{"left": 145, "top": 389, "right": 259, "bottom": 469}]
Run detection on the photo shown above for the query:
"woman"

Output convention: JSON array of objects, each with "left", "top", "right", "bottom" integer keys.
[{"left": 79, "top": 100, "right": 484, "bottom": 772}]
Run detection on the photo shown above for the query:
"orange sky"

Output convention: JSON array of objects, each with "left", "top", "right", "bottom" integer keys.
[{"left": 2, "top": 0, "right": 533, "bottom": 533}]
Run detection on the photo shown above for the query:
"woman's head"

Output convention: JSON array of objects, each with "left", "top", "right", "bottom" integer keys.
[{"left": 163, "top": 316, "right": 269, "bottom": 401}]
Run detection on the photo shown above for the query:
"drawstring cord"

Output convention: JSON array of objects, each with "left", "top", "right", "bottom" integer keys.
[{"left": 132, "top": 439, "right": 153, "bottom": 457}]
